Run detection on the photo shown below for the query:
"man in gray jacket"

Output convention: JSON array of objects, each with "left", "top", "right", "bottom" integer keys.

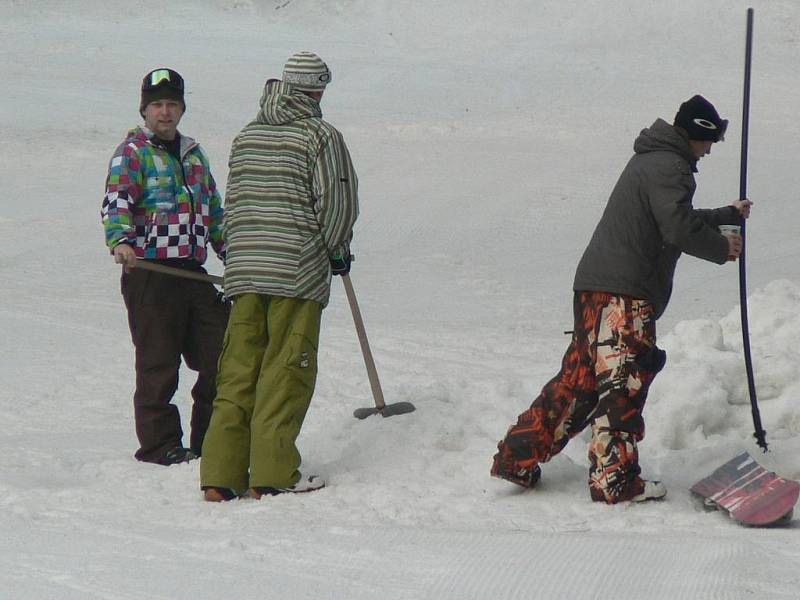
[{"left": 491, "top": 95, "right": 752, "bottom": 504}]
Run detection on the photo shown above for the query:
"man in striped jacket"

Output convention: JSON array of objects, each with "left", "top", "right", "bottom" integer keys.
[{"left": 201, "top": 52, "right": 359, "bottom": 501}]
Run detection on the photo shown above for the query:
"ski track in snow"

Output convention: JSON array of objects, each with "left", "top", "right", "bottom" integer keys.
[{"left": 2, "top": 1, "right": 800, "bottom": 598}]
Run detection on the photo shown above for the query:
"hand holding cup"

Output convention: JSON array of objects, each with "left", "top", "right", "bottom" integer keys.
[{"left": 719, "top": 225, "right": 742, "bottom": 261}]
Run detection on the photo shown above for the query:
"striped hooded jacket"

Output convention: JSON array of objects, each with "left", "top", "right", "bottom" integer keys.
[
  {"left": 101, "top": 126, "right": 225, "bottom": 263},
  {"left": 222, "top": 80, "right": 359, "bottom": 306}
]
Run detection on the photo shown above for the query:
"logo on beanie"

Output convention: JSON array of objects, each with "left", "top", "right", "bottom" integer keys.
[
  {"left": 282, "top": 51, "right": 332, "bottom": 91},
  {"left": 693, "top": 118, "right": 719, "bottom": 130}
]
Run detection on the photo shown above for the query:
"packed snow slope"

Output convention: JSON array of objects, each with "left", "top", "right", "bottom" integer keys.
[{"left": 1, "top": 1, "right": 799, "bottom": 598}]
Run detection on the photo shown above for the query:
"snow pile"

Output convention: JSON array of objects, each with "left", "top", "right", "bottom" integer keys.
[{"left": 647, "top": 279, "right": 800, "bottom": 457}]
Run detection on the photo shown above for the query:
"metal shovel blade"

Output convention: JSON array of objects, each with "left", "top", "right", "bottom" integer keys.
[{"left": 353, "top": 402, "right": 416, "bottom": 420}]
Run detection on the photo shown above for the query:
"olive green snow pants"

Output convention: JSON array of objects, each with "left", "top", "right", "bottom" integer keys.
[{"left": 200, "top": 293, "right": 322, "bottom": 492}]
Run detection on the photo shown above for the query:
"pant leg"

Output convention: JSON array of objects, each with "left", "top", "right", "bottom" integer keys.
[
  {"left": 249, "top": 296, "right": 322, "bottom": 489},
  {"left": 491, "top": 292, "right": 603, "bottom": 478},
  {"left": 200, "top": 294, "right": 267, "bottom": 492},
  {"left": 587, "top": 297, "right": 665, "bottom": 503},
  {"left": 181, "top": 280, "right": 230, "bottom": 455},
  {"left": 121, "top": 269, "right": 188, "bottom": 462}
]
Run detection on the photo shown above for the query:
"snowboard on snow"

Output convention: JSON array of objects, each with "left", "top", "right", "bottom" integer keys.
[{"left": 690, "top": 451, "right": 800, "bottom": 527}]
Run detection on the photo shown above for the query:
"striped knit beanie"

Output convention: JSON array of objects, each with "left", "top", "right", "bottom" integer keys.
[{"left": 282, "top": 52, "right": 331, "bottom": 92}]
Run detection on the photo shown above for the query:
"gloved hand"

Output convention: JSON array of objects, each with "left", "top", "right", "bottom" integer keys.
[{"left": 330, "top": 251, "right": 353, "bottom": 276}]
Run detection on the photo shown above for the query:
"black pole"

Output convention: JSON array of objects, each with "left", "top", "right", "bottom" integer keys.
[{"left": 738, "top": 8, "right": 767, "bottom": 452}]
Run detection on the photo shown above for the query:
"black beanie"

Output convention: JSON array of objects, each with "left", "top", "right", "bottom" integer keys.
[
  {"left": 673, "top": 95, "right": 728, "bottom": 142},
  {"left": 139, "top": 68, "right": 185, "bottom": 116}
]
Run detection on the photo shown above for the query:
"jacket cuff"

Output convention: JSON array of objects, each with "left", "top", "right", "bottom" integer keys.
[
  {"left": 109, "top": 238, "right": 133, "bottom": 253},
  {"left": 720, "top": 205, "right": 742, "bottom": 224}
]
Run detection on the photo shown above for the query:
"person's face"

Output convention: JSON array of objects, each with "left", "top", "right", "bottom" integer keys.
[
  {"left": 143, "top": 99, "right": 184, "bottom": 140},
  {"left": 689, "top": 139, "right": 714, "bottom": 159}
]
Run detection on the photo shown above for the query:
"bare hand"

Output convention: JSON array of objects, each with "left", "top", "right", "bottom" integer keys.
[
  {"left": 723, "top": 232, "right": 742, "bottom": 261},
  {"left": 113, "top": 244, "right": 137, "bottom": 273},
  {"left": 732, "top": 198, "right": 752, "bottom": 219}
]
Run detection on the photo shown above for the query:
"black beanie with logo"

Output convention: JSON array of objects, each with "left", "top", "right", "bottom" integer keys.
[{"left": 673, "top": 95, "right": 728, "bottom": 142}]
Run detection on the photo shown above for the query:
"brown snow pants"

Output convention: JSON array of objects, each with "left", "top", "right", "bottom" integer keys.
[
  {"left": 491, "top": 291, "right": 666, "bottom": 503},
  {"left": 121, "top": 260, "right": 229, "bottom": 463}
]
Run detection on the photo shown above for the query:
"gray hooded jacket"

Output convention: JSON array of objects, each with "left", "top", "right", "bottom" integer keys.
[{"left": 573, "top": 118, "right": 739, "bottom": 319}]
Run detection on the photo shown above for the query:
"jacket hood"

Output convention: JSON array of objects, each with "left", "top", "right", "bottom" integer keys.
[
  {"left": 633, "top": 118, "right": 698, "bottom": 172},
  {"left": 256, "top": 80, "right": 322, "bottom": 125}
]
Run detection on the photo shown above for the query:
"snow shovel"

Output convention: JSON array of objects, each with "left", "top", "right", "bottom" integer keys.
[
  {"left": 130, "top": 260, "right": 413, "bottom": 418},
  {"left": 341, "top": 273, "right": 415, "bottom": 419}
]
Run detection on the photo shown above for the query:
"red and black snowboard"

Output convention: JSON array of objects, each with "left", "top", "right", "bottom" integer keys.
[{"left": 691, "top": 451, "right": 800, "bottom": 527}]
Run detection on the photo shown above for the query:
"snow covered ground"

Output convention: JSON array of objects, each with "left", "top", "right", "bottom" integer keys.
[{"left": 1, "top": 1, "right": 799, "bottom": 598}]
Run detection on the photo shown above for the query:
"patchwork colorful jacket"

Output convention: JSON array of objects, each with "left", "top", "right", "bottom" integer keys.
[{"left": 101, "top": 126, "right": 224, "bottom": 263}]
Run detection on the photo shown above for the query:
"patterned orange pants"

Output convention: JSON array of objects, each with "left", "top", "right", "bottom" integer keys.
[{"left": 491, "top": 291, "right": 666, "bottom": 503}]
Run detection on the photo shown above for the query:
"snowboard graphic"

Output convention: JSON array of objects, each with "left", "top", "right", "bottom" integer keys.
[{"left": 690, "top": 451, "right": 800, "bottom": 526}]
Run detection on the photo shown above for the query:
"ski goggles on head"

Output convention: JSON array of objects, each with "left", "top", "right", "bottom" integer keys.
[{"left": 142, "top": 68, "right": 184, "bottom": 92}]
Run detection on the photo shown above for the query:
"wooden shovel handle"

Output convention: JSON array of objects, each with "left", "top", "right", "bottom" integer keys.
[
  {"left": 130, "top": 260, "right": 224, "bottom": 286},
  {"left": 341, "top": 273, "right": 386, "bottom": 410}
]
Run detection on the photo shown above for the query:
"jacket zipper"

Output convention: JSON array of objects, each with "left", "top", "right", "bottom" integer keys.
[{"left": 145, "top": 135, "right": 200, "bottom": 253}]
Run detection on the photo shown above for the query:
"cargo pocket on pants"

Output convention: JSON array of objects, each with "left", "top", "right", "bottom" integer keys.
[{"left": 285, "top": 332, "right": 318, "bottom": 391}]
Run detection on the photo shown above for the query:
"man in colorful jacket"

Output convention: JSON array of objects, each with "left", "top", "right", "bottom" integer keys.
[
  {"left": 491, "top": 95, "right": 753, "bottom": 504},
  {"left": 201, "top": 52, "right": 359, "bottom": 501},
  {"left": 101, "top": 68, "right": 229, "bottom": 466}
]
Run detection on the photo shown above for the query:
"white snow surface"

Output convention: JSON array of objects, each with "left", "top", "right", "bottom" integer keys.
[{"left": 2, "top": 1, "right": 800, "bottom": 598}]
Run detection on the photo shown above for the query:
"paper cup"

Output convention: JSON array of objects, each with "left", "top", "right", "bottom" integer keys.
[
  {"left": 718, "top": 224, "right": 741, "bottom": 236},
  {"left": 718, "top": 224, "right": 741, "bottom": 260}
]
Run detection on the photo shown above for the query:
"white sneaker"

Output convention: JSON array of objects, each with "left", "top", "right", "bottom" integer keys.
[
  {"left": 288, "top": 474, "right": 326, "bottom": 493},
  {"left": 249, "top": 474, "right": 326, "bottom": 498},
  {"left": 631, "top": 480, "right": 667, "bottom": 502}
]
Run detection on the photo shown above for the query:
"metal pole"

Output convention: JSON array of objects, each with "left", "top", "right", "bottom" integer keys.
[{"left": 738, "top": 8, "right": 767, "bottom": 452}]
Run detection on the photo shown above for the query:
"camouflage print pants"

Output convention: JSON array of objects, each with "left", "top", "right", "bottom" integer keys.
[{"left": 491, "top": 291, "right": 666, "bottom": 503}]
